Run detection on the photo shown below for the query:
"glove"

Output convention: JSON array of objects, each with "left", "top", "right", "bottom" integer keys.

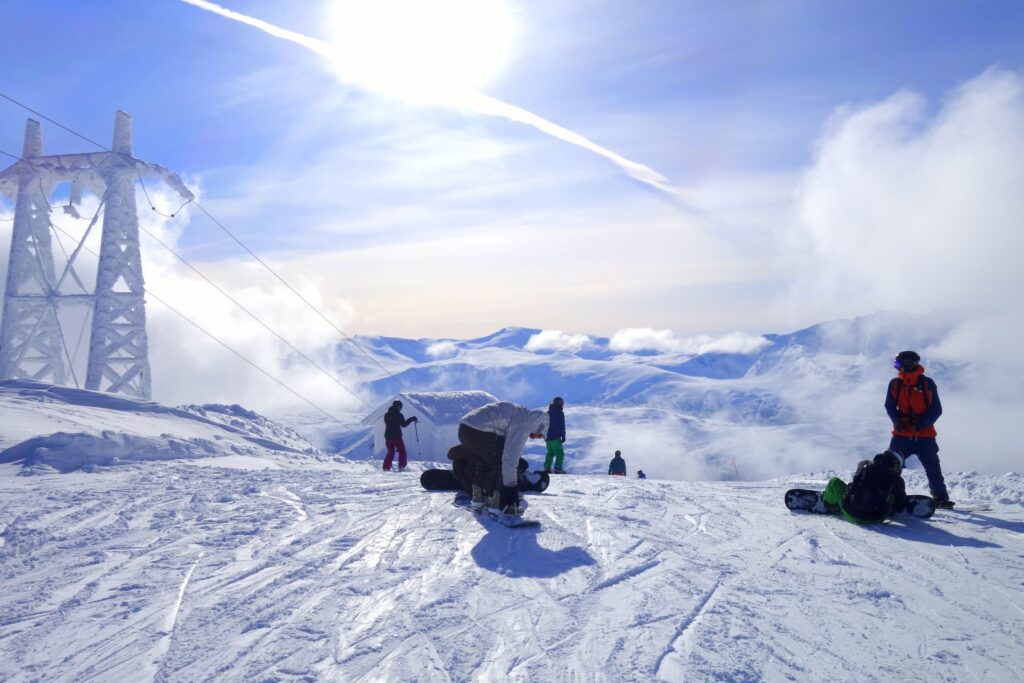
[
  {"left": 499, "top": 486, "right": 520, "bottom": 513},
  {"left": 411, "top": 416, "right": 418, "bottom": 422}
]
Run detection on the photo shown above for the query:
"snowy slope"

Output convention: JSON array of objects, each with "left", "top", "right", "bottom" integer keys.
[
  {"left": 0, "top": 380, "right": 332, "bottom": 472},
  {"left": 1, "top": 459, "right": 1022, "bottom": 681}
]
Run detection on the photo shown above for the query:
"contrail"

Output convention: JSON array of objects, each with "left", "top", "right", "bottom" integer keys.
[{"left": 180, "top": 0, "right": 676, "bottom": 195}]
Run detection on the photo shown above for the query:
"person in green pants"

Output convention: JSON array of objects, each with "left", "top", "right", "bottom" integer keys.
[{"left": 543, "top": 397, "right": 566, "bottom": 473}]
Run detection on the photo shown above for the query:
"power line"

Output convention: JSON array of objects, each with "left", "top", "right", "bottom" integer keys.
[
  {"left": 44, "top": 220, "right": 351, "bottom": 425},
  {"left": 0, "top": 90, "right": 399, "bottom": 379},
  {"left": 135, "top": 221, "right": 371, "bottom": 408},
  {"left": 2, "top": 143, "right": 357, "bottom": 426}
]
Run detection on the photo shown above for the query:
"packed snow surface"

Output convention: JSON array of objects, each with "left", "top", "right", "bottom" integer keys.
[{"left": 2, "top": 460, "right": 1022, "bottom": 681}]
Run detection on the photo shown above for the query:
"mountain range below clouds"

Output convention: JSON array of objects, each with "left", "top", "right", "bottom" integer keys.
[{"left": 316, "top": 309, "right": 984, "bottom": 480}]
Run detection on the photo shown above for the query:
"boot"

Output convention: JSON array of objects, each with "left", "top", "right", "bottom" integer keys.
[{"left": 470, "top": 485, "right": 484, "bottom": 512}]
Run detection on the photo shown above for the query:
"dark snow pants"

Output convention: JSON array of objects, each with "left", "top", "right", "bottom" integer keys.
[
  {"left": 457, "top": 423, "right": 505, "bottom": 495},
  {"left": 889, "top": 435, "right": 948, "bottom": 501}
]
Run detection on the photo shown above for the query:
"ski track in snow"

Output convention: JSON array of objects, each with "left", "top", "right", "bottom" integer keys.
[{"left": 1, "top": 464, "right": 1023, "bottom": 682}]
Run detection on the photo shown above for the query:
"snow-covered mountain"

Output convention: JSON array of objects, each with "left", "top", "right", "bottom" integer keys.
[{"left": 321, "top": 310, "right": 980, "bottom": 481}]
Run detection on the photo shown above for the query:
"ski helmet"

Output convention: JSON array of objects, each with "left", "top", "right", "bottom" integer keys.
[
  {"left": 392, "top": 400, "right": 402, "bottom": 408},
  {"left": 894, "top": 350, "right": 921, "bottom": 370},
  {"left": 874, "top": 450, "right": 904, "bottom": 472}
]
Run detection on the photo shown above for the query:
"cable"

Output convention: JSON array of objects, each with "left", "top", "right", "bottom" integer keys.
[
  {"left": 0, "top": 92, "right": 108, "bottom": 151},
  {"left": 46, "top": 221, "right": 350, "bottom": 425},
  {"left": 2, "top": 140, "right": 358, "bottom": 426},
  {"left": 136, "top": 171, "right": 194, "bottom": 217},
  {"left": 136, "top": 222, "right": 372, "bottom": 408},
  {"left": 191, "top": 201, "right": 398, "bottom": 378},
  {"left": 3, "top": 142, "right": 372, "bottom": 410},
  {"left": 0, "top": 91, "right": 399, "bottom": 379}
]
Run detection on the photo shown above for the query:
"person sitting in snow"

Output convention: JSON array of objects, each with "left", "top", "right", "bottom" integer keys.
[
  {"left": 543, "top": 396, "right": 567, "bottom": 474},
  {"left": 822, "top": 450, "right": 909, "bottom": 523},
  {"left": 608, "top": 450, "right": 626, "bottom": 476},
  {"left": 636, "top": 469, "right": 647, "bottom": 479},
  {"left": 455, "top": 401, "right": 548, "bottom": 516},
  {"left": 383, "top": 400, "right": 417, "bottom": 472},
  {"left": 885, "top": 350, "right": 954, "bottom": 508}
]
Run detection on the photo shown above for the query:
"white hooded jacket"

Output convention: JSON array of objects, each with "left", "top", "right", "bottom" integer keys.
[{"left": 460, "top": 401, "right": 550, "bottom": 487}]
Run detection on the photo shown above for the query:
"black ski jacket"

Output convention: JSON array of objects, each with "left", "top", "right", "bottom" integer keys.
[{"left": 384, "top": 406, "right": 415, "bottom": 439}]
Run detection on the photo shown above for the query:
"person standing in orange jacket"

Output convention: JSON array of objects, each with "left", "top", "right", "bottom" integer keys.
[{"left": 885, "top": 350, "right": 953, "bottom": 508}]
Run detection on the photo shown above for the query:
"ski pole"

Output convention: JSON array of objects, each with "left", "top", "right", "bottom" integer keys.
[
  {"left": 414, "top": 421, "right": 421, "bottom": 458},
  {"left": 732, "top": 456, "right": 740, "bottom": 481}
]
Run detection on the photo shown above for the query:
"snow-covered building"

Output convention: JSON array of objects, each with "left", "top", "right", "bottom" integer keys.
[{"left": 361, "top": 391, "right": 498, "bottom": 461}]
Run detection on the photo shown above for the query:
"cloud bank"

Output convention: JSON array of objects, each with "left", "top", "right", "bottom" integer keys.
[
  {"left": 609, "top": 328, "right": 769, "bottom": 355},
  {"left": 524, "top": 330, "right": 593, "bottom": 353}
]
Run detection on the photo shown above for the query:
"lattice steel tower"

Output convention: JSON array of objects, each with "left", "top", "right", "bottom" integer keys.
[{"left": 0, "top": 112, "right": 192, "bottom": 399}]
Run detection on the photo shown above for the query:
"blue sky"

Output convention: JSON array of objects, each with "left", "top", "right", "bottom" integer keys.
[{"left": 2, "top": 1, "right": 1023, "bottom": 340}]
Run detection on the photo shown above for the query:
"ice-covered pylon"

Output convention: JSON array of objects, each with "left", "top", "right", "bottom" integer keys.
[{"left": 0, "top": 112, "right": 193, "bottom": 398}]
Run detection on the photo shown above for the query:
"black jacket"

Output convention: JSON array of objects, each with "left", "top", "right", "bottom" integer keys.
[{"left": 384, "top": 406, "right": 415, "bottom": 439}]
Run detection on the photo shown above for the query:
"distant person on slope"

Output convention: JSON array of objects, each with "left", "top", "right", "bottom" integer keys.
[
  {"left": 822, "top": 450, "right": 909, "bottom": 523},
  {"left": 543, "top": 396, "right": 567, "bottom": 473},
  {"left": 456, "top": 401, "right": 549, "bottom": 515},
  {"left": 608, "top": 450, "right": 626, "bottom": 476},
  {"left": 383, "top": 400, "right": 418, "bottom": 472},
  {"left": 885, "top": 350, "right": 953, "bottom": 508},
  {"left": 637, "top": 470, "right": 647, "bottom": 479}
]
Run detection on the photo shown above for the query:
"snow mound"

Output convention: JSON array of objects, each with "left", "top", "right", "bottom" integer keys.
[
  {"left": 0, "top": 431, "right": 229, "bottom": 473},
  {"left": 0, "top": 380, "right": 336, "bottom": 472},
  {"left": 177, "top": 403, "right": 319, "bottom": 454}
]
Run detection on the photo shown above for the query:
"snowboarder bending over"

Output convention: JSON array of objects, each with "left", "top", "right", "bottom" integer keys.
[
  {"left": 455, "top": 401, "right": 548, "bottom": 517},
  {"left": 383, "top": 400, "right": 418, "bottom": 472},
  {"left": 637, "top": 470, "right": 647, "bottom": 479},
  {"left": 543, "top": 397, "right": 567, "bottom": 473},
  {"left": 885, "top": 350, "right": 953, "bottom": 508},
  {"left": 822, "top": 450, "right": 909, "bottom": 523},
  {"left": 609, "top": 450, "right": 626, "bottom": 476}
]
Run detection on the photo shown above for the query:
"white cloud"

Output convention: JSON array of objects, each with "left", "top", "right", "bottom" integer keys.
[
  {"left": 784, "top": 67, "right": 1024, "bottom": 474},
  {"left": 426, "top": 341, "right": 458, "bottom": 358},
  {"left": 524, "top": 330, "right": 592, "bottom": 353},
  {"left": 609, "top": 328, "right": 680, "bottom": 353},
  {"left": 788, "top": 68, "right": 1024, "bottom": 325},
  {"left": 609, "top": 328, "right": 768, "bottom": 355}
]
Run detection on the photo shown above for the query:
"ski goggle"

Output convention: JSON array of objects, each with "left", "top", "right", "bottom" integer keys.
[{"left": 893, "top": 359, "right": 902, "bottom": 369}]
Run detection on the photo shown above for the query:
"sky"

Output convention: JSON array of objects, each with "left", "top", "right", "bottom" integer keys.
[{"left": 1, "top": 2, "right": 1023, "bottom": 391}]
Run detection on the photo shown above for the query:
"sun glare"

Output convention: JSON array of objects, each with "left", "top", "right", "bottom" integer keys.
[{"left": 325, "top": 0, "right": 519, "bottom": 103}]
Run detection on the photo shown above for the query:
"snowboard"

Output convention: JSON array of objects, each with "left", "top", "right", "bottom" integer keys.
[
  {"left": 938, "top": 502, "right": 991, "bottom": 513},
  {"left": 419, "top": 468, "right": 550, "bottom": 493},
  {"left": 451, "top": 497, "right": 541, "bottom": 528},
  {"left": 784, "top": 488, "right": 936, "bottom": 519}
]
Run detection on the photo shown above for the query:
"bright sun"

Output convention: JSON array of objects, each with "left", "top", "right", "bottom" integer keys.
[{"left": 325, "top": 0, "right": 519, "bottom": 103}]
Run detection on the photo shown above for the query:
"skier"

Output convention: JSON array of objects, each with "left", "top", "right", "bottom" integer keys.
[
  {"left": 456, "top": 401, "right": 549, "bottom": 516},
  {"left": 608, "top": 450, "right": 626, "bottom": 476},
  {"left": 885, "top": 350, "right": 954, "bottom": 508},
  {"left": 383, "top": 400, "right": 418, "bottom": 472},
  {"left": 636, "top": 470, "right": 647, "bottom": 479},
  {"left": 543, "top": 396, "right": 567, "bottom": 473},
  {"left": 822, "top": 450, "right": 909, "bottom": 523}
]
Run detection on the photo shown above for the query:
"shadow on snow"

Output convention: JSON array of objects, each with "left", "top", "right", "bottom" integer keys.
[{"left": 469, "top": 513, "right": 596, "bottom": 578}]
